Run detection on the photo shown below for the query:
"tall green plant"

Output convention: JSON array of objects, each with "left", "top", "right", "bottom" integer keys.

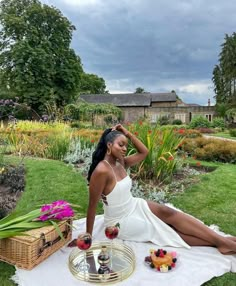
[
  {"left": 126, "top": 121, "right": 184, "bottom": 183},
  {"left": 4, "top": 121, "right": 73, "bottom": 159},
  {"left": 45, "top": 132, "right": 72, "bottom": 160},
  {"left": 153, "top": 129, "right": 183, "bottom": 182}
]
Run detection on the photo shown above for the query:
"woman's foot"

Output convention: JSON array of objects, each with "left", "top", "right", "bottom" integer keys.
[
  {"left": 227, "top": 236, "right": 236, "bottom": 243},
  {"left": 217, "top": 238, "right": 236, "bottom": 255},
  {"left": 218, "top": 249, "right": 236, "bottom": 255}
]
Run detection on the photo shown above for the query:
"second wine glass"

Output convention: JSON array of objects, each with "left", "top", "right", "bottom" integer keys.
[
  {"left": 104, "top": 223, "right": 120, "bottom": 268},
  {"left": 76, "top": 232, "right": 92, "bottom": 273}
]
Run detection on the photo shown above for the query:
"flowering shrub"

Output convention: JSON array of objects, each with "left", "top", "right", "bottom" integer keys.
[
  {"left": 196, "top": 127, "right": 215, "bottom": 134},
  {"left": 176, "top": 128, "right": 202, "bottom": 138},
  {"left": 181, "top": 137, "right": 236, "bottom": 163},
  {"left": 0, "top": 98, "right": 18, "bottom": 120},
  {"left": 73, "top": 128, "right": 103, "bottom": 145},
  {"left": 1, "top": 121, "right": 73, "bottom": 160}
]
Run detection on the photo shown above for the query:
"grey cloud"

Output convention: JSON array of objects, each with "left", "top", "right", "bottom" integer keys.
[{"left": 40, "top": 0, "right": 236, "bottom": 105}]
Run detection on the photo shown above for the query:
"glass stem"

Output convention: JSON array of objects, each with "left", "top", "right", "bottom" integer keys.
[{"left": 110, "top": 239, "right": 113, "bottom": 269}]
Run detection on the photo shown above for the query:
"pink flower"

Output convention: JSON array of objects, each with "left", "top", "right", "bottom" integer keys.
[{"left": 39, "top": 200, "right": 74, "bottom": 221}]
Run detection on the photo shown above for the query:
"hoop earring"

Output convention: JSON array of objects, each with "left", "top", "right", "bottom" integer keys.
[{"left": 107, "top": 148, "right": 111, "bottom": 155}]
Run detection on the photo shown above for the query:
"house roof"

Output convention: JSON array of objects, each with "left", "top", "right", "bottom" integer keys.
[
  {"left": 80, "top": 92, "right": 177, "bottom": 107},
  {"left": 80, "top": 94, "right": 151, "bottom": 107},
  {"left": 151, "top": 92, "right": 177, "bottom": 102}
]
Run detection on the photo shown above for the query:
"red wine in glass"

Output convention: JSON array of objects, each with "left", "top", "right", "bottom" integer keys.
[
  {"left": 105, "top": 226, "right": 119, "bottom": 240},
  {"left": 76, "top": 232, "right": 92, "bottom": 272},
  {"left": 105, "top": 223, "right": 120, "bottom": 268}
]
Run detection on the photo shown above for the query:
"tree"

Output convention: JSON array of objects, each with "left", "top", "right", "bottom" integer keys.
[
  {"left": 212, "top": 33, "right": 236, "bottom": 109},
  {"left": 0, "top": 0, "right": 83, "bottom": 112},
  {"left": 134, "top": 87, "right": 146, "bottom": 94},
  {"left": 79, "top": 73, "right": 107, "bottom": 94}
]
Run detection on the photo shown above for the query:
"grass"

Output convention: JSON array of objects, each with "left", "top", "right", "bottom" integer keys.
[
  {"left": 170, "top": 161, "right": 236, "bottom": 285},
  {"left": 0, "top": 156, "right": 97, "bottom": 286},
  {"left": 171, "top": 161, "right": 236, "bottom": 236},
  {"left": 209, "top": 131, "right": 236, "bottom": 140},
  {"left": 0, "top": 157, "right": 235, "bottom": 285}
]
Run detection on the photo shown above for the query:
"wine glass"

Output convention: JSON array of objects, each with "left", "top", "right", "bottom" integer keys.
[
  {"left": 105, "top": 223, "right": 120, "bottom": 268},
  {"left": 76, "top": 232, "right": 92, "bottom": 273}
]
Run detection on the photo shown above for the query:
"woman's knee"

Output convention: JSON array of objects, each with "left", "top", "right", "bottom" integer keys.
[
  {"left": 158, "top": 204, "right": 177, "bottom": 220},
  {"left": 147, "top": 201, "right": 177, "bottom": 221}
]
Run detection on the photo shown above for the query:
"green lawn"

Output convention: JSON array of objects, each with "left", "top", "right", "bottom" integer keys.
[
  {"left": 0, "top": 157, "right": 94, "bottom": 286},
  {"left": 0, "top": 157, "right": 235, "bottom": 285},
  {"left": 170, "top": 161, "right": 236, "bottom": 286},
  {"left": 208, "top": 131, "right": 236, "bottom": 140}
]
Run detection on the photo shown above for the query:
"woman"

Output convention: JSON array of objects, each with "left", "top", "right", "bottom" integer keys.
[{"left": 86, "top": 124, "right": 236, "bottom": 254}]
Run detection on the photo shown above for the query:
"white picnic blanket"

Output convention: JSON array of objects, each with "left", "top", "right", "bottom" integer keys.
[{"left": 11, "top": 215, "right": 236, "bottom": 286}]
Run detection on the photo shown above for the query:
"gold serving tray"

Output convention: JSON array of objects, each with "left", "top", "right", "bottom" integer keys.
[{"left": 68, "top": 241, "right": 135, "bottom": 284}]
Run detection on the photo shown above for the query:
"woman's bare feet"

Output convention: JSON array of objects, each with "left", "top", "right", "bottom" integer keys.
[
  {"left": 227, "top": 236, "right": 236, "bottom": 243},
  {"left": 217, "top": 237, "right": 236, "bottom": 255}
]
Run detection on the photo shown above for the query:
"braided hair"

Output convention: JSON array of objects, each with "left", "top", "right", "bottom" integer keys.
[{"left": 87, "top": 128, "right": 124, "bottom": 182}]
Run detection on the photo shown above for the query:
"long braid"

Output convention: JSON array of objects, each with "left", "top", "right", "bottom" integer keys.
[{"left": 87, "top": 128, "right": 124, "bottom": 182}]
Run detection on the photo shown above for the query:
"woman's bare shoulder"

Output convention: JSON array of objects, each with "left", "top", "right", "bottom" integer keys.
[{"left": 93, "top": 160, "right": 110, "bottom": 176}]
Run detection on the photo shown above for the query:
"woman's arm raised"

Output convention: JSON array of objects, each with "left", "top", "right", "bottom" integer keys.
[{"left": 113, "top": 124, "right": 149, "bottom": 168}]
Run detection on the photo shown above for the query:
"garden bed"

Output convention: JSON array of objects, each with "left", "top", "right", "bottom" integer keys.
[{"left": 0, "top": 164, "right": 25, "bottom": 219}]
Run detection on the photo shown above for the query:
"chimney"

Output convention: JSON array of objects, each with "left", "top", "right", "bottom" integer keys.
[{"left": 208, "top": 99, "right": 210, "bottom": 106}]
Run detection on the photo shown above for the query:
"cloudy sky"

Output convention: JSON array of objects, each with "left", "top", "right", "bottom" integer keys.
[{"left": 41, "top": 0, "right": 236, "bottom": 105}]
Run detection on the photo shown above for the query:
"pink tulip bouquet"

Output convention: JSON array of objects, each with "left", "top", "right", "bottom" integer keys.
[{"left": 0, "top": 200, "right": 80, "bottom": 239}]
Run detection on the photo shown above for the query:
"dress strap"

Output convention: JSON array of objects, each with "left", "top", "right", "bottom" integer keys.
[{"left": 103, "top": 160, "right": 117, "bottom": 182}]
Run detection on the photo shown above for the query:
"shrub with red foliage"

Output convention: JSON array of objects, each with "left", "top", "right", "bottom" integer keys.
[{"left": 196, "top": 127, "right": 215, "bottom": 134}]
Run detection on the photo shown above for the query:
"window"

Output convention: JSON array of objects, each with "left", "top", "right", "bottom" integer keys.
[
  {"left": 151, "top": 113, "right": 158, "bottom": 123},
  {"left": 205, "top": 114, "right": 212, "bottom": 122}
]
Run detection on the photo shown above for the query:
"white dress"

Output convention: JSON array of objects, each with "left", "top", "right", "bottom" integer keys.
[{"left": 103, "top": 161, "right": 190, "bottom": 249}]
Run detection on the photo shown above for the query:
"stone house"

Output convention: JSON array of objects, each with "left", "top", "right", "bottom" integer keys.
[{"left": 80, "top": 92, "right": 215, "bottom": 124}]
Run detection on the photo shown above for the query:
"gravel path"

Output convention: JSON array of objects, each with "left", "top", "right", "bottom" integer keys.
[{"left": 203, "top": 135, "right": 236, "bottom": 142}]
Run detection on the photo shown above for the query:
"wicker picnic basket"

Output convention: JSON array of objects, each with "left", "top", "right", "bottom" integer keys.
[{"left": 0, "top": 219, "right": 72, "bottom": 270}]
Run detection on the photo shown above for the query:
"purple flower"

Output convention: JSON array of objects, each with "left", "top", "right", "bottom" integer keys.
[{"left": 39, "top": 200, "right": 74, "bottom": 221}]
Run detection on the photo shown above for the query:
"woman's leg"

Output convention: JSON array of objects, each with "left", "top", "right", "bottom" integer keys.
[
  {"left": 147, "top": 201, "right": 236, "bottom": 254},
  {"left": 174, "top": 231, "right": 213, "bottom": 246}
]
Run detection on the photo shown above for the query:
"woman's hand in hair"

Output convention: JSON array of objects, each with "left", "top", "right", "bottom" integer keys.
[{"left": 111, "top": 124, "right": 128, "bottom": 135}]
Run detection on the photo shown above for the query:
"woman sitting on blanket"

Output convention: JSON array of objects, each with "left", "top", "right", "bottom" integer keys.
[{"left": 86, "top": 124, "right": 236, "bottom": 254}]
